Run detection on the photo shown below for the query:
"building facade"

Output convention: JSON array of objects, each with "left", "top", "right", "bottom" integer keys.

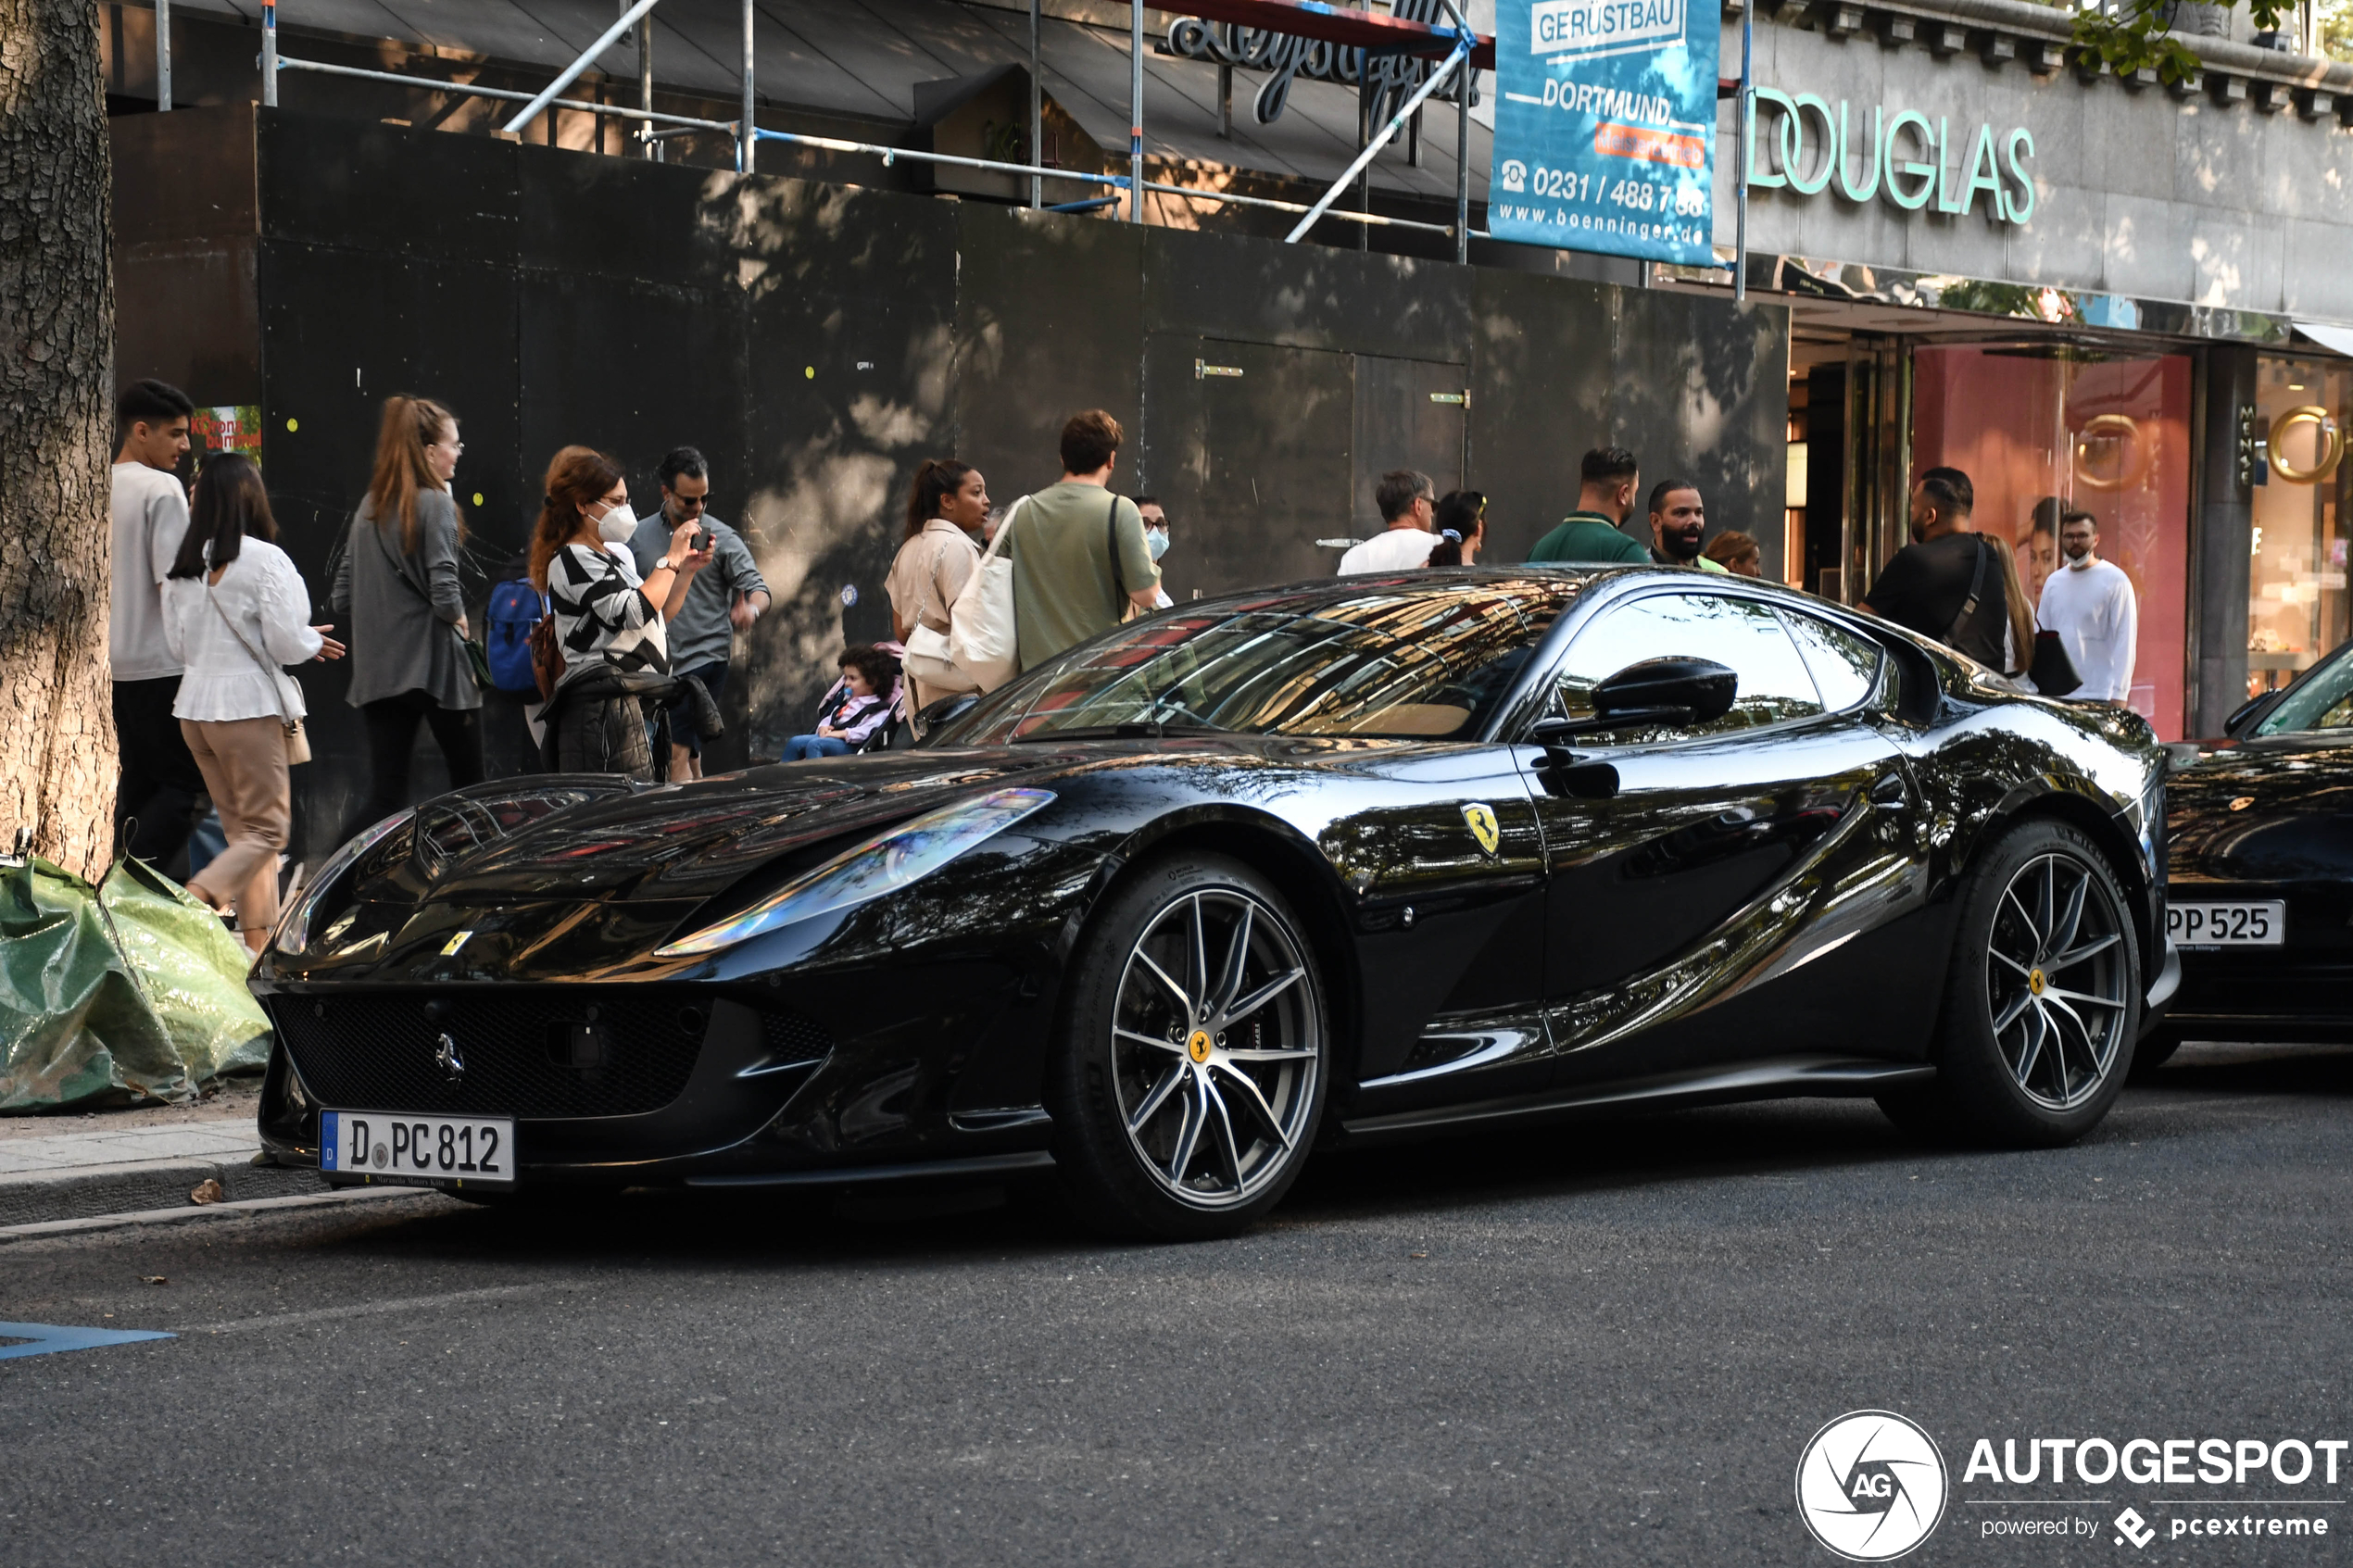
[{"left": 1689, "top": 0, "right": 2353, "bottom": 736}]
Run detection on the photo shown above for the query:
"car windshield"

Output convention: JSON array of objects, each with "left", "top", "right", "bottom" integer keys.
[
  {"left": 940, "top": 586, "right": 1565, "bottom": 745},
  {"left": 2256, "top": 646, "right": 2353, "bottom": 734}
]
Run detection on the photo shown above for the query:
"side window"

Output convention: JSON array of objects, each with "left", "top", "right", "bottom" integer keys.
[
  {"left": 1552, "top": 592, "right": 1824, "bottom": 746},
  {"left": 1778, "top": 609, "right": 1883, "bottom": 713}
]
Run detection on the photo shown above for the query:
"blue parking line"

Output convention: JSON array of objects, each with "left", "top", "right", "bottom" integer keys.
[{"left": 0, "top": 1322, "right": 176, "bottom": 1361}]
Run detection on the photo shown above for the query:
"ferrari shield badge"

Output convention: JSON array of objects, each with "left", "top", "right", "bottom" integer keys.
[{"left": 1461, "top": 802, "right": 1501, "bottom": 857}]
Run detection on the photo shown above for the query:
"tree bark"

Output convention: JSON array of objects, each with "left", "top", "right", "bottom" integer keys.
[{"left": 0, "top": 0, "right": 115, "bottom": 879}]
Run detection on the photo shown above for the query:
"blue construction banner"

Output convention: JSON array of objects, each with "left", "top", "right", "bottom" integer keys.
[{"left": 1487, "top": 0, "right": 1718, "bottom": 265}]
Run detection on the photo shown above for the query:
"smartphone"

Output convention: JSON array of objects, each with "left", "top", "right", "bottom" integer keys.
[{"left": 692, "top": 528, "right": 712, "bottom": 554}]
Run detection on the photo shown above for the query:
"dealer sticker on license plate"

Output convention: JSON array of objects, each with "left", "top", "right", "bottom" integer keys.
[
  {"left": 2167, "top": 900, "right": 2287, "bottom": 948},
  {"left": 321, "top": 1110, "right": 515, "bottom": 1187}
]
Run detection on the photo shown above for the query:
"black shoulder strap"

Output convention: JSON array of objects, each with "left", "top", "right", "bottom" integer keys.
[
  {"left": 1106, "top": 495, "right": 1126, "bottom": 616},
  {"left": 1944, "top": 536, "right": 1992, "bottom": 643}
]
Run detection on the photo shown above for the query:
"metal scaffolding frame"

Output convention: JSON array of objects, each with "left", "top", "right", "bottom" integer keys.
[{"left": 245, "top": 1, "right": 1494, "bottom": 252}]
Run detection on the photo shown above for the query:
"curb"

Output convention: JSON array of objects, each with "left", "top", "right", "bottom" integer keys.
[
  {"left": 0, "top": 1158, "right": 328, "bottom": 1231},
  {"left": 0, "top": 1185, "right": 432, "bottom": 1243}
]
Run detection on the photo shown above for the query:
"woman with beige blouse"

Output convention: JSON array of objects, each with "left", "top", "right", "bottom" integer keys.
[{"left": 885, "top": 458, "right": 989, "bottom": 712}]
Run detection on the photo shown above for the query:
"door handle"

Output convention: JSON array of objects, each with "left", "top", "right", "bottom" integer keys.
[{"left": 1869, "top": 773, "right": 1909, "bottom": 809}]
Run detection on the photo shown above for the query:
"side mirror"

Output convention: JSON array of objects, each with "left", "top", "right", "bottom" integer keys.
[
  {"left": 2222, "top": 692, "right": 2278, "bottom": 737},
  {"left": 1529, "top": 656, "right": 1740, "bottom": 746}
]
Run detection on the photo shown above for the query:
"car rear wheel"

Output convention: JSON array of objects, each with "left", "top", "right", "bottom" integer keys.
[
  {"left": 1048, "top": 854, "right": 1327, "bottom": 1240},
  {"left": 1879, "top": 820, "right": 2141, "bottom": 1147}
]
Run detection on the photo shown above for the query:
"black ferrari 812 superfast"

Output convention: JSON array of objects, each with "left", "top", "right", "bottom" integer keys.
[{"left": 254, "top": 568, "right": 2176, "bottom": 1237}]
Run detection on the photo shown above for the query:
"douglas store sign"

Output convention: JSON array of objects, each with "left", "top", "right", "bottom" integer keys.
[{"left": 1746, "top": 89, "right": 2037, "bottom": 224}]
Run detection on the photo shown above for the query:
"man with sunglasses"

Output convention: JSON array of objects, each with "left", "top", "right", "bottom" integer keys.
[{"left": 627, "top": 445, "right": 769, "bottom": 779}]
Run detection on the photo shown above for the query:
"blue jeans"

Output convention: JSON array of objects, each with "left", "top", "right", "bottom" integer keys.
[{"left": 781, "top": 734, "right": 850, "bottom": 760}]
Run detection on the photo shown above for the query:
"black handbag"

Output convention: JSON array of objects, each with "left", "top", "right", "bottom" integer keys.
[{"left": 2029, "top": 629, "right": 2083, "bottom": 697}]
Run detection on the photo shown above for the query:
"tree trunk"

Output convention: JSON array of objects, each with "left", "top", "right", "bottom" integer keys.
[{"left": 0, "top": 0, "right": 115, "bottom": 879}]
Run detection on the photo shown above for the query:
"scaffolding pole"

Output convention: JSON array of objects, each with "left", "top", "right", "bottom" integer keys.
[
  {"left": 739, "top": 0, "right": 755, "bottom": 173},
  {"left": 1128, "top": 2, "right": 1144, "bottom": 222},
  {"left": 1029, "top": 0, "right": 1042, "bottom": 208},
  {"left": 1284, "top": 36, "right": 1469, "bottom": 244},
  {"left": 157, "top": 0, "right": 170, "bottom": 110},
  {"left": 502, "top": 0, "right": 660, "bottom": 134},
  {"left": 261, "top": 0, "right": 276, "bottom": 106}
]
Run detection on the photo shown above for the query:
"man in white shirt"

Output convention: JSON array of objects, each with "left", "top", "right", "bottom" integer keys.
[
  {"left": 109, "top": 379, "right": 203, "bottom": 865},
  {"left": 1338, "top": 470, "right": 1438, "bottom": 575},
  {"left": 2037, "top": 506, "right": 2138, "bottom": 705}
]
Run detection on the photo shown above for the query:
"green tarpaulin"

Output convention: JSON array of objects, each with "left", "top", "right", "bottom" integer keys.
[{"left": 0, "top": 854, "right": 273, "bottom": 1112}]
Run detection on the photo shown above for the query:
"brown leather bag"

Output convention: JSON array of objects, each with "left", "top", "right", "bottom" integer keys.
[{"left": 528, "top": 611, "right": 565, "bottom": 702}]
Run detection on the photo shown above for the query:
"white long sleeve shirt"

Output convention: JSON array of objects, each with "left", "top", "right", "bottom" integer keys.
[
  {"left": 159, "top": 538, "right": 323, "bottom": 721},
  {"left": 2038, "top": 557, "right": 2137, "bottom": 703}
]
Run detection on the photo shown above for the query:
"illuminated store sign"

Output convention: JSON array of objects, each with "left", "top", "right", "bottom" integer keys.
[{"left": 1747, "top": 89, "right": 2036, "bottom": 224}]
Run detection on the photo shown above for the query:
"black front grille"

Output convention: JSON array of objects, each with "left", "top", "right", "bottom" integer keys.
[{"left": 271, "top": 992, "right": 708, "bottom": 1119}]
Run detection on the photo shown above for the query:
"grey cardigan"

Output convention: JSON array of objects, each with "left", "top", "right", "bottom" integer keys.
[{"left": 332, "top": 489, "right": 480, "bottom": 710}]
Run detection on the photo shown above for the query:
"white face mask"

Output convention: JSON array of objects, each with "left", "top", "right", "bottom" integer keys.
[
  {"left": 1146, "top": 527, "right": 1171, "bottom": 562},
  {"left": 596, "top": 502, "right": 635, "bottom": 544}
]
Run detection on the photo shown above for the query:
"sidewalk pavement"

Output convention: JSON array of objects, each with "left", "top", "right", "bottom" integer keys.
[{"left": 0, "top": 1115, "right": 322, "bottom": 1230}]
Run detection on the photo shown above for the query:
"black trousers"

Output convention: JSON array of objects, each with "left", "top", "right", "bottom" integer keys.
[
  {"left": 113, "top": 675, "right": 206, "bottom": 864},
  {"left": 354, "top": 690, "right": 484, "bottom": 836}
]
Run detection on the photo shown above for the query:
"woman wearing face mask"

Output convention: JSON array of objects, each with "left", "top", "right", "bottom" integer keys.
[
  {"left": 527, "top": 445, "right": 710, "bottom": 779},
  {"left": 886, "top": 458, "right": 988, "bottom": 712},
  {"left": 334, "top": 395, "right": 483, "bottom": 837},
  {"left": 1137, "top": 496, "right": 1175, "bottom": 608}
]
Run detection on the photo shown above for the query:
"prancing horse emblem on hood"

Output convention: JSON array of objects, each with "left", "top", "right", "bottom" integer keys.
[
  {"left": 434, "top": 1033, "right": 465, "bottom": 1084},
  {"left": 1461, "top": 802, "right": 1501, "bottom": 856}
]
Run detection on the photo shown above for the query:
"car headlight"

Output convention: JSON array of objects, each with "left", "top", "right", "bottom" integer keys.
[
  {"left": 271, "top": 810, "right": 413, "bottom": 956},
  {"left": 655, "top": 787, "right": 1056, "bottom": 959}
]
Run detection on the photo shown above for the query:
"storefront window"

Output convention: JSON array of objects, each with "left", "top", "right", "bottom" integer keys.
[
  {"left": 2247, "top": 358, "right": 2351, "bottom": 698},
  {"left": 1911, "top": 345, "right": 2194, "bottom": 739}
]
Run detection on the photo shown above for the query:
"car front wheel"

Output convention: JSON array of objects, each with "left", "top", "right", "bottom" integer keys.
[
  {"left": 1880, "top": 820, "right": 2142, "bottom": 1147},
  {"left": 1049, "top": 854, "right": 1328, "bottom": 1240}
]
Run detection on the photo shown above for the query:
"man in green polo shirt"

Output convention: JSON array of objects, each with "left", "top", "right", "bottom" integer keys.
[{"left": 1527, "top": 446, "right": 1651, "bottom": 565}]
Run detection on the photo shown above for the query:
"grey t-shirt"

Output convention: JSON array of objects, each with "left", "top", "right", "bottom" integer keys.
[{"left": 628, "top": 512, "right": 769, "bottom": 673}]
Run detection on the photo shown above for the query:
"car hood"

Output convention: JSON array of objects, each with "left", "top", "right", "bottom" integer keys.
[
  {"left": 385, "top": 749, "right": 1101, "bottom": 906},
  {"left": 2166, "top": 734, "right": 2353, "bottom": 882}
]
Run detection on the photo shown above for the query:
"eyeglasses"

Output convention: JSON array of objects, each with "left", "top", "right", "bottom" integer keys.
[{"left": 670, "top": 494, "right": 710, "bottom": 511}]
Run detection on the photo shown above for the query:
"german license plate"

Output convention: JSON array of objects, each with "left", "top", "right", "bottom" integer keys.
[
  {"left": 2167, "top": 900, "right": 2286, "bottom": 947},
  {"left": 321, "top": 1110, "right": 515, "bottom": 1187}
]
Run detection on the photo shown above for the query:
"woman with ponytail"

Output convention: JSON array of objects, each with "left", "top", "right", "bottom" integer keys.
[
  {"left": 528, "top": 445, "right": 711, "bottom": 778},
  {"left": 333, "top": 395, "right": 483, "bottom": 834},
  {"left": 884, "top": 458, "right": 988, "bottom": 711}
]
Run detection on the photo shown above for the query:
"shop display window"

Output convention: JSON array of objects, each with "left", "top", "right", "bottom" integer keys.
[
  {"left": 2247, "top": 358, "right": 2351, "bottom": 699},
  {"left": 1912, "top": 345, "right": 2193, "bottom": 739}
]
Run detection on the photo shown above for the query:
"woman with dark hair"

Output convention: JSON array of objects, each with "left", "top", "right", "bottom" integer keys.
[
  {"left": 1428, "top": 490, "right": 1486, "bottom": 567},
  {"left": 884, "top": 458, "right": 988, "bottom": 710},
  {"left": 528, "top": 445, "right": 711, "bottom": 779},
  {"left": 159, "top": 452, "right": 344, "bottom": 951},
  {"left": 333, "top": 395, "right": 482, "bottom": 834}
]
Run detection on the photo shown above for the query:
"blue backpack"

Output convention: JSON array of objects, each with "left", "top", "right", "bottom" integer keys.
[{"left": 484, "top": 579, "right": 547, "bottom": 695}]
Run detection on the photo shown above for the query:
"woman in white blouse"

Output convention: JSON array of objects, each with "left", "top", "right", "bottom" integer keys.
[{"left": 159, "top": 453, "right": 345, "bottom": 951}]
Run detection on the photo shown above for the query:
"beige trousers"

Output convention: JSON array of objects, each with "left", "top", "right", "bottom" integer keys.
[{"left": 180, "top": 716, "right": 292, "bottom": 935}]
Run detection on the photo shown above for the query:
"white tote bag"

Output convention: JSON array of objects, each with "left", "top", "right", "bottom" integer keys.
[{"left": 945, "top": 496, "right": 1025, "bottom": 693}]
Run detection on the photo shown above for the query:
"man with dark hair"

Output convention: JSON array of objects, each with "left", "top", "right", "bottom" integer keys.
[
  {"left": 626, "top": 445, "right": 769, "bottom": 779},
  {"left": 1527, "top": 446, "right": 1651, "bottom": 564},
  {"left": 109, "top": 378, "right": 204, "bottom": 865},
  {"left": 1338, "top": 470, "right": 1439, "bottom": 574},
  {"left": 1000, "top": 410, "right": 1160, "bottom": 671},
  {"left": 1859, "top": 465, "right": 2011, "bottom": 670},
  {"left": 2039, "top": 504, "right": 2137, "bottom": 705},
  {"left": 1645, "top": 478, "right": 1726, "bottom": 571}
]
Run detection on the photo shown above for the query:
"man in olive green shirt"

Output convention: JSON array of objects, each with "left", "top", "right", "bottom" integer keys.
[
  {"left": 1003, "top": 409, "right": 1162, "bottom": 671},
  {"left": 1526, "top": 445, "right": 1651, "bottom": 565}
]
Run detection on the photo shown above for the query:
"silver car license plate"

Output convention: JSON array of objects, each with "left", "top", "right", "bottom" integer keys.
[
  {"left": 321, "top": 1110, "right": 515, "bottom": 1186},
  {"left": 2167, "top": 900, "right": 2286, "bottom": 947}
]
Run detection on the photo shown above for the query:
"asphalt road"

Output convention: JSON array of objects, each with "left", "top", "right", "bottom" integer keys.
[{"left": 6, "top": 1043, "right": 2352, "bottom": 1567}]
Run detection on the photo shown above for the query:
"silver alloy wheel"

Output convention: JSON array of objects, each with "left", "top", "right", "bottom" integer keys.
[
  {"left": 1985, "top": 850, "right": 2131, "bottom": 1111},
  {"left": 1110, "top": 888, "right": 1321, "bottom": 1210}
]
